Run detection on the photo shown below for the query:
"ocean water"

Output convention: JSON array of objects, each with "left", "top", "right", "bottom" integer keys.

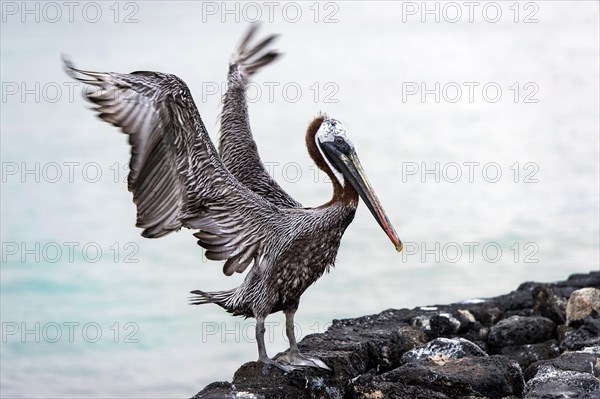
[{"left": 1, "top": 1, "right": 599, "bottom": 398}]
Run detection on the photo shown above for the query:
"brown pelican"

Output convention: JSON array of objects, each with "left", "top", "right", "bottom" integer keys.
[{"left": 64, "top": 25, "right": 402, "bottom": 371}]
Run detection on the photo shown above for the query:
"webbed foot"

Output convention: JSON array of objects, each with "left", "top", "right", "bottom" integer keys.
[
  {"left": 258, "top": 356, "right": 301, "bottom": 373},
  {"left": 275, "top": 350, "right": 332, "bottom": 371}
]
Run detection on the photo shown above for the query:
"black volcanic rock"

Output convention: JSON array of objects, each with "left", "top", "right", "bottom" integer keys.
[
  {"left": 377, "top": 355, "right": 524, "bottom": 398},
  {"left": 532, "top": 285, "right": 567, "bottom": 325},
  {"left": 402, "top": 337, "right": 488, "bottom": 362},
  {"left": 524, "top": 366, "right": 600, "bottom": 399},
  {"left": 500, "top": 340, "right": 561, "bottom": 369},
  {"left": 524, "top": 347, "right": 600, "bottom": 380},
  {"left": 560, "top": 316, "right": 600, "bottom": 351},
  {"left": 488, "top": 315, "right": 556, "bottom": 350},
  {"left": 351, "top": 377, "right": 451, "bottom": 399},
  {"left": 193, "top": 271, "right": 600, "bottom": 399}
]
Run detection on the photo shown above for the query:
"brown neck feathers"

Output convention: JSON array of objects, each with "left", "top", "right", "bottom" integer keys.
[{"left": 305, "top": 116, "right": 358, "bottom": 206}]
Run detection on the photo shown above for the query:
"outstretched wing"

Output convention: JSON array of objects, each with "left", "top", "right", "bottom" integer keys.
[
  {"left": 218, "top": 25, "right": 302, "bottom": 209},
  {"left": 64, "top": 58, "right": 285, "bottom": 275}
]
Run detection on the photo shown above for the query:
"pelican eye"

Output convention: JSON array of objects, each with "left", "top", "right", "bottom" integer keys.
[{"left": 334, "top": 137, "right": 344, "bottom": 145}]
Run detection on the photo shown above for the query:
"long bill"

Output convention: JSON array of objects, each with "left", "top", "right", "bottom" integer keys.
[{"left": 337, "top": 150, "right": 403, "bottom": 252}]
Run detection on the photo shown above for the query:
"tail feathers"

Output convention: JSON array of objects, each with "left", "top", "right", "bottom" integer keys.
[
  {"left": 189, "top": 289, "right": 234, "bottom": 309},
  {"left": 230, "top": 23, "right": 280, "bottom": 83}
]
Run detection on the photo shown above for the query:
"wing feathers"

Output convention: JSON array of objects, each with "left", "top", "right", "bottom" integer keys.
[
  {"left": 65, "top": 29, "right": 320, "bottom": 278},
  {"left": 219, "top": 25, "right": 302, "bottom": 209},
  {"left": 65, "top": 55, "right": 281, "bottom": 275}
]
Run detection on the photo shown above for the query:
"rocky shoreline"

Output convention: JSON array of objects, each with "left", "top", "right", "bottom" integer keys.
[{"left": 193, "top": 271, "right": 600, "bottom": 399}]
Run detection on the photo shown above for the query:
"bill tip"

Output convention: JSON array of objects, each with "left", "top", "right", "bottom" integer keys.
[{"left": 396, "top": 241, "right": 403, "bottom": 252}]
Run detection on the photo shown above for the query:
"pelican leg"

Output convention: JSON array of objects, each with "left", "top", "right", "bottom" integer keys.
[
  {"left": 275, "top": 309, "right": 331, "bottom": 370},
  {"left": 255, "top": 315, "right": 298, "bottom": 372}
]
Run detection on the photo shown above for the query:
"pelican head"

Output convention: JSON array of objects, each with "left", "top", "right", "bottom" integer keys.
[{"left": 313, "top": 116, "right": 403, "bottom": 252}]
